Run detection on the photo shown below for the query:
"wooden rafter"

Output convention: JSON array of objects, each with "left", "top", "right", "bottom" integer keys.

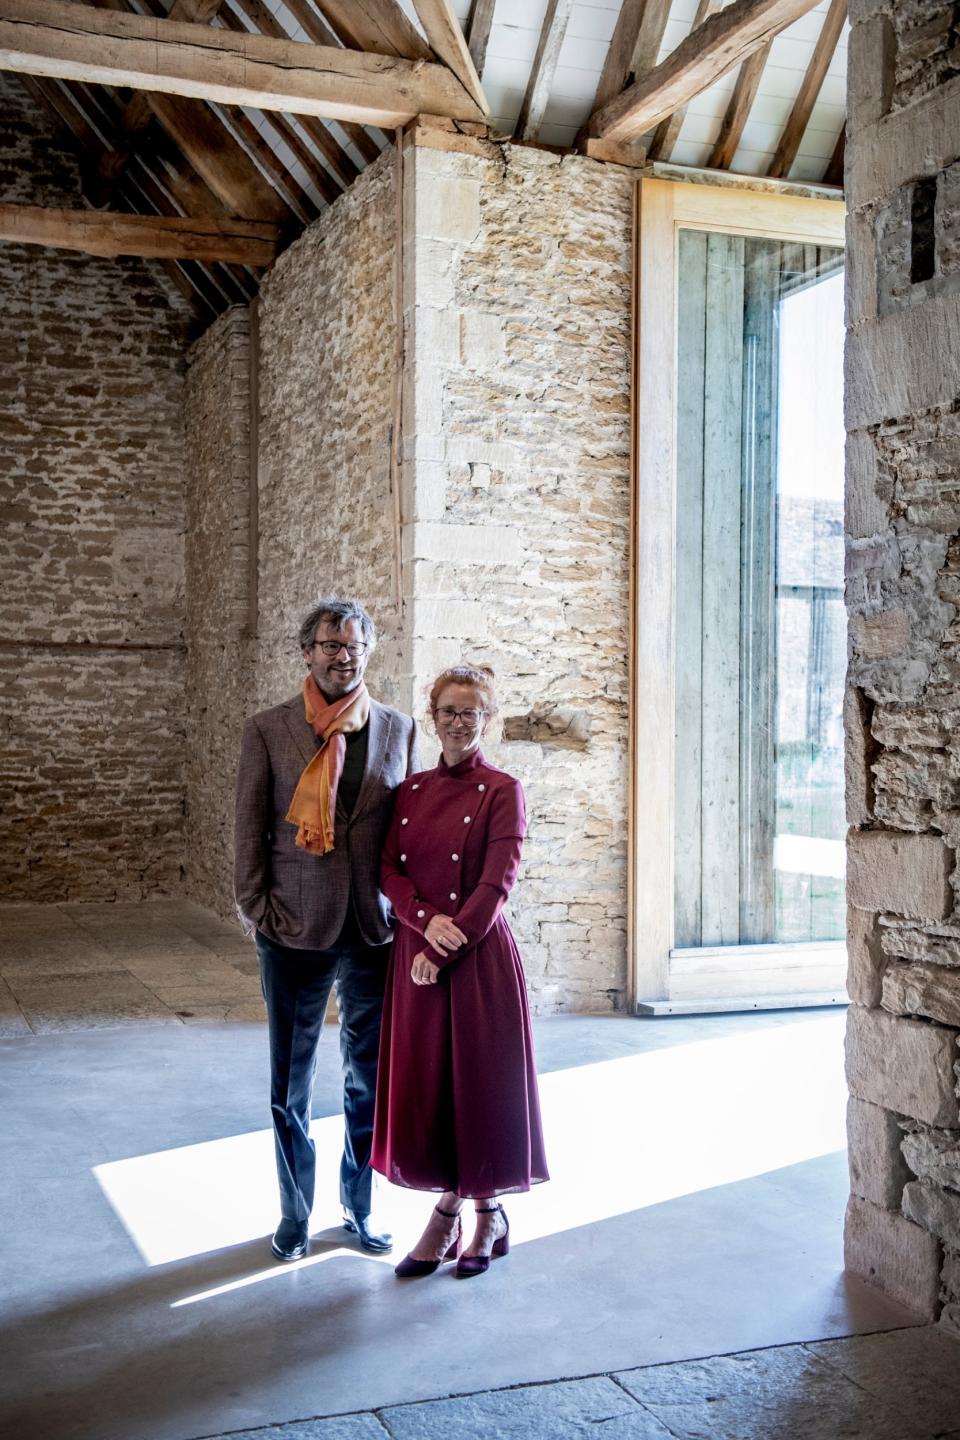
[
  {"left": 0, "top": 0, "right": 485, "bottom": 127},
  {"left": 823, "top": 123, "right": 844, "bottom": 186},
  {"left": 465, "top": 0, "right": 495, "bottom": 78},
  {"left": 145, "top": 92, "right": 293, "bottom": 221},
  {"left": 592, "top": 0, "right": 672, "bottom": 115},
  {"left": 646, "top": 0, "right": 722, "bottom": 162},
  {"left": 411, "top": 0, "right": 489, "bottom": 114},
  {"left": 0, "top": 202, "right": 280, "bottom": 263},
  {"left": 280, "top": 0, "right": 383, "bottom": 163},
  {"left": 767, "top": 0, "right": 846, "bottom": 178},
  {"left": 706, "top": 39, "right": 771, "bottom": 169},
  {"left": 310, "top": 0, "right": 432, "bottom": 60},
  {"left": 588, "top": 0, "right": 823, "bottom": 143},
  {"left": 515, "top": 0, "right": 574, "bottom": 141},
  {"left": 226, "top": 0, "right": 359, "bottom": 188},
  {"left": 215, "top": 105, "right": 321, "bottom": 222}
]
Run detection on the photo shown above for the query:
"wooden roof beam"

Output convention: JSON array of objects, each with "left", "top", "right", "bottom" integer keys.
[
  {"left": 225, "top": 0, "right": 358, "bottom": 189},
  {"left": 0, "top": 0, "right": 485, "bottom": 127},
  {"left": 592, "top": 0, "right": 672, "bottom": 115},
  {"left": 706, "top": 38, "right": 772, "bottom": 169},
  {"left": 767, "top": 0, "right": 846, "bottom": 178},
  {"left": 280, "top": 0, "right": 383, "bottom": 162},
  {"left": 310, "top": 0, "right": 432, "bottom": 60},
  {"left": 646, "top": 0, "right": 722, "bottom": 162},
  {"left": 515, "top": 0, "right": 574, "bottom": 141},
  {"left": 587, "top": 0, "right": 823, "bottom": 144},
  {"left": 465, "top": 0, "right": 495, "bottom": 79},
  {"left": 411, "top": 0, "right": 489, "bottom": 114},
  {"left": 0, "top": 201, "right": 281, "bottom": 263}
]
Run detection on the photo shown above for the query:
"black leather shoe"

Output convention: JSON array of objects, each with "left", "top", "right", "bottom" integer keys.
[
  {"left": 342, "top": 1209, "right": 393, "bottom": 1253},
  {"left": 271, "top": 1219, "right": 308, "bottom": 1261}
]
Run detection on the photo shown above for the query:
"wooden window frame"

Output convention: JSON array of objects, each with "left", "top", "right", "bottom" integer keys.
[{"left": 628, "top": 177, "right": 846, "bottom": 1013}]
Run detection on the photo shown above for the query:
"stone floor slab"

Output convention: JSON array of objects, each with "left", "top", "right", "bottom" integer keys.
[
  {"left": 808, "top": 1326, "right": 960, "bottom": 1433},
  {"left": 614, "top": 1344, "right": 931, "bottom": 1440},
  {"left": 211, "top": 1416, "right": 387, "bottom": 1440},
  {"left": 380, "top": 1378, "right": 671, "bottom": 1440}
]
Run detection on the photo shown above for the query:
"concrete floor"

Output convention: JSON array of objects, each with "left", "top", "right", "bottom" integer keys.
[{"left": 1, "top": 901, "right": 953, "bottom": 1440}]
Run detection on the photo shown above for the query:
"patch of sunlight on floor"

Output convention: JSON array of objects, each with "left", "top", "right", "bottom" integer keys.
[{"left": 93, "top": 1011, "right": 847, "bottom": 1273}]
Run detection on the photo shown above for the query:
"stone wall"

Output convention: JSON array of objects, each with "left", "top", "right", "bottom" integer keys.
[
  {"left": 254, "top": 151, "right": 405, "bottom": 711},
  {"left": 401, "top": 127, "right": 633, "bottom": 1012},
  {"left": 184, "top": 307, "right": 251, "bottom": 917},
  {"left": 183, "top": 132, "right": 633, "bottom": 1013},
  {"left": 0, "top": 74, "right": 192, "bottom": 900},
  {"left": 844, "top": 1, "right": 960, "bottom": 1329}
]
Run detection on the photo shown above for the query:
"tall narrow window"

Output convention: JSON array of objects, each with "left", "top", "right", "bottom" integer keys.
[{"left": 673, "top": 232, "right": 845, "bottom": 951}]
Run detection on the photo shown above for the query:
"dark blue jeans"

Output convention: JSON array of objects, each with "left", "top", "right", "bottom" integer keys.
[{"left": 256, "top": 931, "right": 389, "bottom": 1225}]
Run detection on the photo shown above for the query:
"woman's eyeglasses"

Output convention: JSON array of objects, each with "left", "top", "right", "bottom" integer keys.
[{"left": 435, "top": 707, "right": 485, "bottom": 726}]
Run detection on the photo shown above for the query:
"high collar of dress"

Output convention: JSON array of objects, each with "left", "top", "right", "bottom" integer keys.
[{"left": 437, "top": 749, "right": 486, "bottom": 780}]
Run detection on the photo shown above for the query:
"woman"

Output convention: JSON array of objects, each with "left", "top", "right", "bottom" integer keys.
[{"left": 371, "top": 665, "right": 548, "bottom": 1278}]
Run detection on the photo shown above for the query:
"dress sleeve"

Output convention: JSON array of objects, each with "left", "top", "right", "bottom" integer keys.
[
  {"left": 435, "top": 780, "right": 526, "bottom": 972},
  {"left": 381, "top": 784, "right": 439, "bottom": 938}
]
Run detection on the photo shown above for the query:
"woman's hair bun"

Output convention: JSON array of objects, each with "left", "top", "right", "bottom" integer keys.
[{"left": 477, "top": 664, "right": 495, "bottom": 677}]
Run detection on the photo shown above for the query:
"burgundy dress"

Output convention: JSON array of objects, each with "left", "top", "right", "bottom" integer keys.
[{"left": 371, "top": 749, "right": 549, "bottom": 1198}]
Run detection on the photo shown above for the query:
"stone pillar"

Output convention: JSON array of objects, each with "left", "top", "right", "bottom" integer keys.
[
  {"left": 844, "top": 0, "right": 960, "bottom": 1329},
  {"left": 399, "top": 123, "right": 634, "bottom": 1011}
]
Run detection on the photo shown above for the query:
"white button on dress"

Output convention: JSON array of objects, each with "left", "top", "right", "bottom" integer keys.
[
  {"left": 400, "top": 854, "right": 407, "bottom": 862},
  {"left": 464, "top": 816, "right": 471, "bottom": 823},
  {"left": 412, "top": 783, "right": 419, "bottom": 790},
  {"left": 478, "top": 784, "right": 485, "bottom": 792},
  {"left": 401, "top": 818, "right": 409, "bottom": 826},
  {"left": 417, "top": 909, "right": 425, "bottom": 919},
  {"left": 449, "top": 892, "right": 457, "bottom": 901},
  {"left": 451, "top": 853, "right": 459, "bottom": 861}
]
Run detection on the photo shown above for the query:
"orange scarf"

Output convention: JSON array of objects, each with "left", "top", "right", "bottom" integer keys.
[{"left": 285, "top": 676, "right": 370, "bottom": 855}]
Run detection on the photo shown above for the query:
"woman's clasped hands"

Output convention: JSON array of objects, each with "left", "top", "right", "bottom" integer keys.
[{"left": 411, "top": 913, "right": 468, "bottom": 985}]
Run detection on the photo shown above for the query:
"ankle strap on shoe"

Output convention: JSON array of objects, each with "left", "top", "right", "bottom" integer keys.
[
  {"left": 434, "top": 1204, "right": 461, "bottom": 1218},
  {"left": 474, "top": 1204, "right": 501, "bottom": 1213}
]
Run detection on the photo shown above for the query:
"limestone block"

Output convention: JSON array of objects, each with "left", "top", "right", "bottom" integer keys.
[
  {"left": 460, "top": 311, "right": 505, "bottom": 369},
  {"left": 903, "top": 1180, "right": 960, "bottom": 1250},
  {"left": 881, "top": 921, "right": 960, "bottom": 970},
  {"left": 847, "top": 908, "right": 885, "bottom": 1006},
  {"left": 411, "top": 598, "right": 488, "bottom": 640},
  {"left": 901, "top": 1126, "right": 960, "bottom": 1190},
  {"left": 402, "top": 521, "right": 522, "bottom": 565},
  {"left": 883, "top": 960, "right": 960, "bottom": 1027},
  {"left": 844, "top": 1194, "right": 942, "bottom": 1319},
  {"left": 845, "top": 1004, "right": 959, "bottom": 1126},
  {"left": 414, "top": 305, "right": 461, "bottom": 365},
  {"left": 416, "top": 176, "right": 481, "bottom": 245},
  {"left": 844, "top": 211, "right": 879, "bottom": 333},
  {"left": 846, "top": 12, "right": 895, "bottom": 135},
  {"left": 412, "top": 238, "right": 456, "bottom": 307},
  {"left": 470, "top": 463, "right": 491, "bottom": 489},
  {"left": 850, "top": 609, "right": 912, "bottom": 659},
  {"left": 401, "top": 460, "right": 447, "bottom": 521},
  {"left": 844, "top": 688, "right": 875, "bottom": 828},
  {"left": 846, "top": 430, "right": 889, "bottom": 539},
  {"left": 845, "top": 298, "right": 960, "bottom": 432},
  {"left": 445, "top": 436, "right": 520, "bottom": 468},
  {"left": 846, "top": 830, "right": 953, "bottom": 920},
  {"left": 847, "top": 1096, "right": 912, "bottom": 1208}
]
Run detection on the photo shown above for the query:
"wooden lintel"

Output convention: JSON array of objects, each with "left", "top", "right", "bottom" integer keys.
[
  {"left": 589, "top": 0, "right": 822, "bottom": 143},
  {"left": 0, "top": 0, "right": 485, "bottom": 126},
  {"left": 0, "top": 202, "right": 281, "bottom": 263}
]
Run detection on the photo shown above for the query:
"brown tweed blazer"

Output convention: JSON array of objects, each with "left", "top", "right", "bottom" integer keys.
[{"left": 234, "top": 693, "right": 420, "bottom": 950}]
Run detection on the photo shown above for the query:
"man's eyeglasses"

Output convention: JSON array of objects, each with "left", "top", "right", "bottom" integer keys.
[
  {"left": 310, "top": 641, "right": 368, "bottom": 657},
  {"left": 435, "top": 706, "right": 485, "bottom": 726}
]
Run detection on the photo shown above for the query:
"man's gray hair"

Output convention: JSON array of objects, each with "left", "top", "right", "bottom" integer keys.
[{"left": 298, "top": 596, "right": 377, "bottom": 652}]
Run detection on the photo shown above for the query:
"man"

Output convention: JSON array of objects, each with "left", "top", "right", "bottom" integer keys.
[{"left": 234, "top": 597, "right": 419, "bottom": 1261}]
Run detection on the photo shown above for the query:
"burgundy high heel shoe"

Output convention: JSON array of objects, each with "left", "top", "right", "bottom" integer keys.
[
  {"left": 394, "top": 1205, "right": 463, "bottom": 1278},
  {"left": 456, "top": 1203, "right": 509, "bottom": 1277}
]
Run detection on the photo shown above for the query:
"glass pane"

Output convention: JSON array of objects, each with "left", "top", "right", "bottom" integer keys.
[{"left": 673, "top": 231, "right": 844, "bottom": 949}]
